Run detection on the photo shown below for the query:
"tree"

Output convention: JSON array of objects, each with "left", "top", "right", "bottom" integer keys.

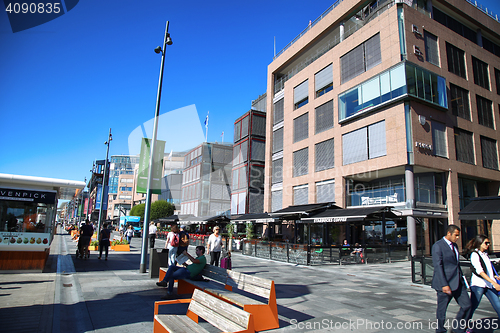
[
  {"left": 129, "top": 203, "right": 146, "bottom": 220},
  {"left": 150, "top": 200, "right": 175, "bottom": 220}
]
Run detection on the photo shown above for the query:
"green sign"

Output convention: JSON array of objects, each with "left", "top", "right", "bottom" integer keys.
[{"left": 137, "top": 138, "right": 165, "bottom": 194}]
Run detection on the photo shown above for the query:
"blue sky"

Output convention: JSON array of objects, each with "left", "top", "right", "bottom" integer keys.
[{"left": 1, "top": 0, "right": 499, "bottom": 184}]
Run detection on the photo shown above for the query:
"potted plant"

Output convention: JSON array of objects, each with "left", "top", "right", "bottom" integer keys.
[
  {"left": 88, "top": 240, "right": 99, "bottom": 251},
  {"left": 111, "top": 239, "right": 130, "bottom": 251}
]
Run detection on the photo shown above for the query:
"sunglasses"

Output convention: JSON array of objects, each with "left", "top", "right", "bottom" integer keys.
[{"left": 485, "top": 242, "right": 491, "bottom": 245}]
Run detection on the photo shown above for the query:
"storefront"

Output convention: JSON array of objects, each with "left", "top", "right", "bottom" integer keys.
[{"left": 0, "top": 173, "right": 85, "bottom": 270}]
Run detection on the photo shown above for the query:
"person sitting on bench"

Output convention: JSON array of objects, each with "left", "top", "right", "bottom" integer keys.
[{"left": 156, "top": 245, "right": 206, "bottom": 297}]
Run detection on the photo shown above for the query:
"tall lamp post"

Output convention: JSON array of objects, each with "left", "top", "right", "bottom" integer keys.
[
  {"left": 97, "top": 128, "right": 112, "bottom": 241},
  {"left": 140, "top": 21, "right": 172, "bottom": 273}
]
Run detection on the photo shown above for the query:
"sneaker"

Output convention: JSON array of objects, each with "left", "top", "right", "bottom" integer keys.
[
  {"left": 156, "top": 281, "right": 167, "bottom": 287},
  {"left": 98, "top": 257, "right": 101, "bottom": 260}
]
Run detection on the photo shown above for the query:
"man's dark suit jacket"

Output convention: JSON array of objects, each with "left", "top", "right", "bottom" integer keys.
[{"left": 431, "top": 237, "right": 462, "bottom": 292}]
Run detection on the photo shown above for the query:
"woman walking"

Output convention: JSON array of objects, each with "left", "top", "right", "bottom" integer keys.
[
  {"left": 164, "top": 225, "right": 179, "bottom": 266},
  {"left": 207, "top": 226, "right": 223, "bottom": 266},
  {"left": 466, "top": 234, "right": 500, "bottom": 332},
  {"left": 124, "top": 225, "right": 134, "bottom": 245}
]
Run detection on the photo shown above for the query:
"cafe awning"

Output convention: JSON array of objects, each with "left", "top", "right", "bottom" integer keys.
[
  {"left": 270, "top": 202, "right": 339, "bottom": 220},
  {"left": 301, "top": 206, "right": 399, "bottom": 223},
  {"left": 231, "top": 213, "right": 277, "bottom": 224},
  {"left": 177, "top": 214, "right": 230, "bottom": 225},
  {"left": 459, "top": 197, "right": 500, "bottom": 220}
]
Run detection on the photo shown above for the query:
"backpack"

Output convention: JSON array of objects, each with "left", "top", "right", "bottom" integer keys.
[
  {"left": 179, "top": 231, "right": 189, "bottom": 247},
  {"left": 170, "top": 232, "right": 179, "bottom": 247}
]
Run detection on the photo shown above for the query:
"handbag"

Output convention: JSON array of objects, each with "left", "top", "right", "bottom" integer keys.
[{"left": 491, "top": 263, "right": 500, "bottom": 295}]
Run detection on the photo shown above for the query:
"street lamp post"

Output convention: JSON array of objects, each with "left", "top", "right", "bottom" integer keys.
[
  {"left": 97, "top": 128, "right": 112, "bottom": 241},
  {"left": 140, "top": 21, "right": 172, "bottom": 273}
]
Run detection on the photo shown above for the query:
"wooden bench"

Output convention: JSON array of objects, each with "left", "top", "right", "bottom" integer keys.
[
  {"left": 159, "top": 265, "right": 279, "bottom": 331},
  {"left": 159, "top": 265, "right": 229, "bottom": 295},
  {"left": 154, "top": 288, "right": 254, "bottom": 333}
]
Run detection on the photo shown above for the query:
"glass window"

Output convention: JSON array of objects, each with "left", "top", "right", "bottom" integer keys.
[
  {"left": 271, "top": 190, "right": 282, "bottom": 212},
  {"left": 272, "top": 158, "right": 283, "bottom": 184},
  {"left": 343, "top": 127, "right": 368, "bottom": 165},
  {"left": 315, "top": 64, "right": 333, "bottom": 97},
  {"left": 481, "top": 136, "right": 498, "bottom": 170},
  {"left": 315, "top": 100, "right": 334, "bottom": 134},
  {"left": 294, "top": 80, "right": 309, "bottom": 109},
  {"left": 495, "top": 68, "right": 500, "bottom": 95},
  {"left": 450, "top": 84, "right": 471, "bottom": 120},
  {"left": 273, "top": 98, "right": 284, "bottom": 124},
  {"left": 339, "top": 62, "right": 446, "bottom": 121},
  {"left": 472, "top": 57, "right": 490, "bottom": 90},
  {"left": 454, "top": 128, "right": 475, "bottom": 165},
  {"left": 368, "top": 121, "right": 386, "bottom": 159},
  {"left": 293, "top": 148, "right": 309, "bottom": 177},
  {"left": 432, "top": 121, "right": 447, "bottom": 158},
  {"left": 340, "top": 34, "right": 381, "bottom": 84},
  {"left": 293, "top": 113, "right": 309, "bottom": 143},
  {"left": 476, "top": 95, "right": 494, "bottom": 129},
  {"left": 272, "top": 128, "right": 283, "bottom": 154},
  {"left": 424, "top": 30, "right": 439, "bottom": 66},
  {"left": 446, "top": 42, "right": 466, "bottom": 79},
  {"left": 315, "top": 138, "right": 334, "bottom": 172},
  {"left": 316, "top": 180, "right": 335, "bottom": 203},
  {"left": 293, "top": 185, "right": 308, "bottom": 205}
]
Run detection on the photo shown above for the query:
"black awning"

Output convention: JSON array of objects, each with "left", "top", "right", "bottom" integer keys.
[
  {"left": 270, "top": 202, "right": 339, "bottom": 219},
  {"left": 459, "top": 197, "right": 500, "bottom": 220},
  {"left": 301, "top": 206, "right": 398, "bottom": 223},
  {"left": 231, "top": 213, "right": 277, "bottom": 223}
]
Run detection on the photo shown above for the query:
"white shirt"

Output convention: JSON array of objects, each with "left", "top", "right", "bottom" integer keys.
[
  {"left": 470, "top": 250, "right": 494, "bottom": 288},
  {"left": 443, "top": 237, "right": 458, "bottom": 260},
  {"left": 166, "top": 231, "right": 178, "bottom": 249},
  {"left": 149, "top": 224, "right": 157, "bottom": 235},
  {"left": 208, "top": 234, "right": 222, "bottom": 252}
]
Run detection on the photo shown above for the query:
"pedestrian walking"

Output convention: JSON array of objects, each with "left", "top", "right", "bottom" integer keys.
[
  {"left": 78, "top": 220, "right": 94, "bottom": 259},
  {"left": 177, "top": 225, "right": 190, "bottom": 255},
  {"left": 164, "top": 225, "right": 179, "bottom": 266},
  {"left": 431, "top": 225, "right": 471, "bottom": 333},
  {"left": 149, "top": 222, "right": 158, "bottom": 248},
  {"left": 98, "top": 223, "right": 111, "bottom": 260},
  {"left": 465, "top": 234, "right": 500, "bottom": 331},
  {"left": 207, "top": 226, "right": 223, "bottom": 266},
  {"left": 124, "top": 225, "right": 133, "bottom": 245}
]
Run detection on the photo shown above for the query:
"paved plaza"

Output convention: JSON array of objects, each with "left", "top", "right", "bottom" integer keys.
[{"left": 1, "top": 228, "right": 499, "bottom": 333}]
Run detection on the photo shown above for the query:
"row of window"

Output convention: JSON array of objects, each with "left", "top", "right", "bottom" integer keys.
[
  {"left": 450, "top": 83, "right": 497, "bottom": 129},
  {"left": 280, "top": 34, "right": 382, "bottom": 117},
  {"left": 433, "top": 6, "right": 500, "bottom": 59},
  {"left": 271, "top": 179, "right": 335, "bottom": 211}
]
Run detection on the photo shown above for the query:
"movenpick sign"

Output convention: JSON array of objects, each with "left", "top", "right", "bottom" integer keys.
[
  {"left": 0, "top": 188, "right": 56, "bottom": 204},
  {"left": 136, "top": 138, "right": 165, "bottom": 195}
]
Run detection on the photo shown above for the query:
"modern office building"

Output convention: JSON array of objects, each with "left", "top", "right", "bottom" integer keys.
[
  {"left": 264, "top": 0, "right": 500, "bottom": 254},
  {"left": 180, "top": 142, "right": 233, "bottom": 217},
  {"left": 107, "top": 155, "right": 139, "bottom": 219},
  {"left": 231, "top": 107, "right": 267, "bottom": 215},
  {"left": 158, "top": 151, "right": 185, "bottom": 211}
]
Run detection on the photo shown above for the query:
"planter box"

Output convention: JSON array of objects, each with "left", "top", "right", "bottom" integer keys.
[
  {"left": 111, "top": 244, "right": 130, "bottom": 252},
  {"left": 88, "top": 246, "right": 98, "bottom": 251}
]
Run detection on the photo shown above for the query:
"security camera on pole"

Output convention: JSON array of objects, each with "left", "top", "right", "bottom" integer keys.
[{"left": 139, "top": 21, "right": 172, "bottom": 273}]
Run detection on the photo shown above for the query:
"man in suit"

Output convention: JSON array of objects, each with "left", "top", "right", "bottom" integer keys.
[{"left": 432, "top": 225, "right": 471, "bottom": 333}]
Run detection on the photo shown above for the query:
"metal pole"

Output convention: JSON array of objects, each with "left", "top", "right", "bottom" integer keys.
[
  {"left": 97, "top": 128, "right": 112, "bottom": 242},
  {"left": 140, "top": 21, "right": 171, "bottom": 273}
]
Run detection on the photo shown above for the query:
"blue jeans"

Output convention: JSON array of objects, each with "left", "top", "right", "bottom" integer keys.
[
  {"left": 161, "top": 265, "right": 191, "bottom": 293},
  {"left": 469, "top": 286, "right": 500, "bottom": 320},
  {"left": 126, "top": 236, "right": 132, "bottom": 244}
]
